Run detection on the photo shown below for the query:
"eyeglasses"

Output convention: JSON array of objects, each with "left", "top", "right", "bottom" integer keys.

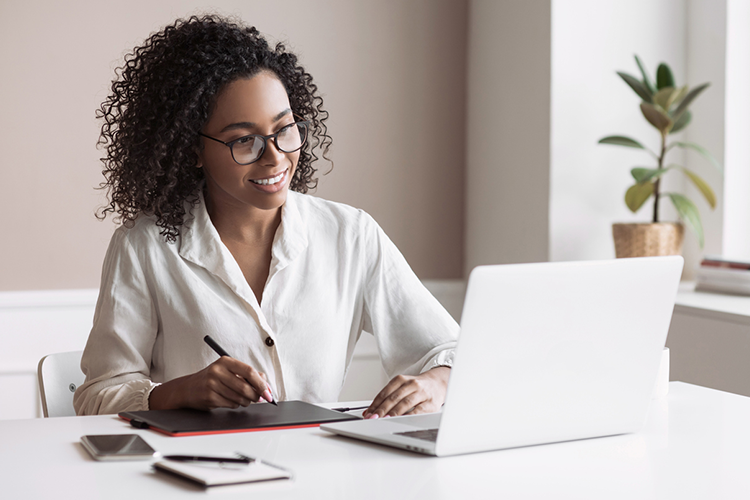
[{"left": 199, "top": 121, "right": 309, "bottom": 165}]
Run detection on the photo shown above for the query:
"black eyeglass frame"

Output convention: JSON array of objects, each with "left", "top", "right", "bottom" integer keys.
[{"left": 198, "top": 120, "right": 310, "bottom": 165}]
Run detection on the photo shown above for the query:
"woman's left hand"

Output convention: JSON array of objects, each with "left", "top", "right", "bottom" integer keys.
[{"left": 363, "top": 366, "right": 451, "bottom": 419}]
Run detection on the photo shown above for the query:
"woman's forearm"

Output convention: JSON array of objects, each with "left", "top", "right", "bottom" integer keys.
[{"left": 148, "top": 376, "right": 190, "bottom": 410}]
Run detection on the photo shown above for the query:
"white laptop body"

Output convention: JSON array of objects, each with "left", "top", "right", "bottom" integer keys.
[{"left": 322, "top": 256, "right": 684, "bottom": 457}]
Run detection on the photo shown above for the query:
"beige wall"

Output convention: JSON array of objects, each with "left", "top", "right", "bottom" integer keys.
[
  {"left": 0, "top": 0, "right": 467, "bottom": 291},
  {"left": 465, "top": 0, "right": 551, "bottom": 270}
]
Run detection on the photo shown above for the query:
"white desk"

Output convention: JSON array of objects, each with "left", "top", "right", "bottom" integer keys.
[{"left": 1, "top": 382, "right": 748, "bottom": 499}]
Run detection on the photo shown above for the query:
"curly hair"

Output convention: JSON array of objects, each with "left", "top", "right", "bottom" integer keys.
[{"left": 96, "top": 14, "right": 332, "bottom": 241}]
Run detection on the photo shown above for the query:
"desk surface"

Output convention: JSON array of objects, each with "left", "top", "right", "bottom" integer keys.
[{"left": 1, "top": 382, "right": 748, "bottom": 500}]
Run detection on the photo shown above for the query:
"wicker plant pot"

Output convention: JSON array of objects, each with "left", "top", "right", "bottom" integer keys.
[{"left": 612, "top": 222, "right": 684, "bottom": 258}]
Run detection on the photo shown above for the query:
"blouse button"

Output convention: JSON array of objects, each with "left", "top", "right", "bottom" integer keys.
[{"left": 265, "top": 337, "right": 275, "bottom": 347}]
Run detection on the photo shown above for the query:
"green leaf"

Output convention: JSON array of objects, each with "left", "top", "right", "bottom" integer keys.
[
  {"left": 625, "top": 182, "right": 654, "bottom": 212},
  {"left": 656, "top": 63, "right": 675, "bottom": 89},
  {"left": 671, "top": 83, "right": 710, "bottom": 121},
  {"left": 640, "top": 102, "right": 673, "bottom": 132},
  {"left": 667, "top": 193, "right": 704, "bottom": 247},
  {"left": 634, "top": 55, "right": 655, "bottom": 94},
  {"left": 631, "top": 167, "right": 670, "bottom": 184},
  {"left": 598, "top": 136, "right": 646, "bottom": 149},
  {"left": 653, "top": 87, "right": 679, "bottom": 111},
  {"left": 617, "top": 71, "right": 653, "bottom": 102},
  {"left": 668, "top": 141, "right": 722, "bottom": 172},
  {"left": 672, "top": 85, "right": 689, "bottom": 108},
  {"left": 678, "top": 167, "right": 717, "bottom": 208},
  {"left": 670, "top": 110, "right": 691, "bottom": 134}
]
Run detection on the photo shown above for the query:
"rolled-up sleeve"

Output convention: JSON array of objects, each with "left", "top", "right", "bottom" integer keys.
[
  {"left": 73, "top": 228, "right": 160, "bottom": 415},
  {"left": 360, "top": 214, "right": 459, "bottom": 378}
]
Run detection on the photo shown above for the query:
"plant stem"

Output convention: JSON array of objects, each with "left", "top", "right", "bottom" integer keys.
[{"left": 653, "top": 132, "right": 667, "bottom": 223}]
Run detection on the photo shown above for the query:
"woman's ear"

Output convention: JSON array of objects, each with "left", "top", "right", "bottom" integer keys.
[
  {"left": 195, "top": 148, "right": 204, "bottom": 169},
  {"left": 194, "top": 134, "right": 206, "bottom": 168}
]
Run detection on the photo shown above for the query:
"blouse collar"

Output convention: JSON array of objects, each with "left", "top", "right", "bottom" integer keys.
[{"left": 178, "top": 189, "right": 308, "bottom": 307}]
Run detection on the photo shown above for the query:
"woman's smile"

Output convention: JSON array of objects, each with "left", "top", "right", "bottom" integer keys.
[{"left": 249, "top": 168, "right": 289, "bottom": 193}]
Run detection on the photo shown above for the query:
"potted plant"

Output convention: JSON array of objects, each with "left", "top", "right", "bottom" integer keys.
[{"left": 599, "top": 55, "right": 720, "bottom": 258}]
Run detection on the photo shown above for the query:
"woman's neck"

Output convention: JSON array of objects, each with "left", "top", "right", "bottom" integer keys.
[{"left": 204, "top": 192, "right": 282, "bottom": 247}]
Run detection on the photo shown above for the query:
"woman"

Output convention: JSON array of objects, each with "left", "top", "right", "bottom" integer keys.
[{"left": 74, "top": 15, "right": 458, "bottom": 419}]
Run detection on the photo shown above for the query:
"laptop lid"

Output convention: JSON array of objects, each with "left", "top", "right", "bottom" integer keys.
[{"left": 434, "top": 256, "right": 683, "bottom": 456}]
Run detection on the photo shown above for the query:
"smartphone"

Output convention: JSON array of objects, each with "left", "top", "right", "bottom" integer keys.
[{"left": 80, "top": 434, "right": 157, "bottom": 461}]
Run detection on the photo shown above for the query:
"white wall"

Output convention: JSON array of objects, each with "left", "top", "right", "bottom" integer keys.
[
  {"left": 722, "top": 0, "right": 750, "bottom": 259},
  {"left": 550, "top": 0, "right": 734, "bottom": 277},
  {"left": 0, "top": 290, "right": 97, "bottom": 419},
  {"left": 550, "top": 0, "right": 689, "bottom": 263}
]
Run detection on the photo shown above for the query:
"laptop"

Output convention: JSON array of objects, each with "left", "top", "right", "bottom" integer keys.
[{"left": 321, "top": 256, "right": 683, "bottom": 456}]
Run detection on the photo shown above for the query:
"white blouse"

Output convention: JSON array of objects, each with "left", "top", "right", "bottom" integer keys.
[{"left": 74, "top": 191, "right": 458, "bottom": 415}]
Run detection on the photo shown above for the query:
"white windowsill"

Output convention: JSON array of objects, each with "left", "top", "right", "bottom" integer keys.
[{"left": 675, "top": 281, "right": 750, "bottom": 324}]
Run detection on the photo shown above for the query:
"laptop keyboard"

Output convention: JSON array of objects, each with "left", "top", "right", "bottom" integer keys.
[{"left": 395, "top": 428, "right": 439, "bottom": 442}]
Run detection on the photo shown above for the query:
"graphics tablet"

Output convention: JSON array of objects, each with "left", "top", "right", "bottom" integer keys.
[{"left": 120, "top": 400, "right": 359, "bottom": 437}]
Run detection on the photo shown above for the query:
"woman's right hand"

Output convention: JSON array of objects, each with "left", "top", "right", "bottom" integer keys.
[{"left": 149, "top": 356, "right": 272, "bottom": 410}]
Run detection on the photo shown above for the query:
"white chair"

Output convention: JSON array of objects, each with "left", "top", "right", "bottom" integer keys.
[{"left": 37, "top": 350, "right": 85, "bottom": 418}]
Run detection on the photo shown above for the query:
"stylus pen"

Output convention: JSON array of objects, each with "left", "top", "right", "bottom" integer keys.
[
  {"left": 332, "top": 406, "right": 370, "bottom": 412},
  {"left": 203, "top": 335, "right": 278, "bottom": 406},
  {"left": 164, "top": 455, "right": 253, "bottom": 464}
]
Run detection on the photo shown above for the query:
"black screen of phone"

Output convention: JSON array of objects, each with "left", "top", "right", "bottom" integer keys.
[{"left": 85, "top": 434, "right": 155, "bottom": 456}]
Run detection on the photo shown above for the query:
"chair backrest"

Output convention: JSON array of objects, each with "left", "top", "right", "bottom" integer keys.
[{"left": 37, "top": 350, "right": 85, "bottom": 418}]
